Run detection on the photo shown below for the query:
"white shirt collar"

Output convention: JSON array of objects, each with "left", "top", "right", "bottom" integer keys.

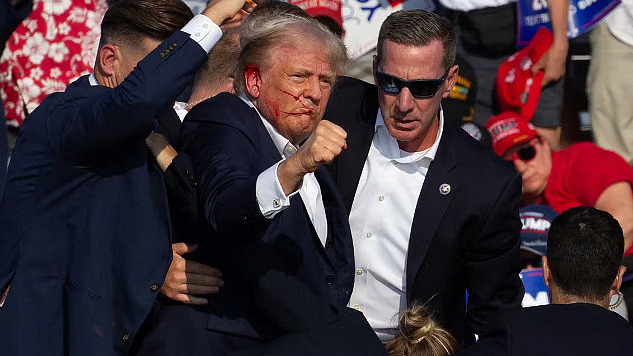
[
  {"left": 89, "top": 73, "right": 99, "bottom": 86},
  {"left": 239, "top": 94, "right": 298, "bottom": 159},
  {"left": 374, "top": 108, "right": 444, "bottom": 164}
]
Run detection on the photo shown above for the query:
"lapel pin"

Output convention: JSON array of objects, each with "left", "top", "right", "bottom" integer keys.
[{"left": 439, "top": 183, "right": 451, "bottom": 195}]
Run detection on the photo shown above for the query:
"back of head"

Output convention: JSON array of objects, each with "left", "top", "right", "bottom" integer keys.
[
  {"left": 386, "top": 304, "right": 457, "bottom": 356},
  {"left": 547, "top": 207, "right": 624, "bottom": 301},
  {"left": 234, "top": 9, "right": 347, "bottom": 94},
  {"left": 248, "top": 0, "right": 311, "bottom": 20},
  {"left": 192, "top": 30, "right": 241, "bottom": 96},
  {"left": 377, "top": 10, "right": 455, "bottom": 71},
  {"left": 100, "top": 0, "right": 193, "bottom": 51}
]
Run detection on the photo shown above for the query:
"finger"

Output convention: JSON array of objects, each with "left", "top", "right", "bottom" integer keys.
[
  {"left": 185, "top": 273, "right": 225, "bottom": 287},
  {"left": 243, "top": 0, "right": 256, "bottom": 12},
  {"left": 184, "top": 260, "right": 223, "bottom": 277},
  {"left": 320, "top": 120, "right": 347, "bottom": 140},
  {"left": 185, "top": 284, "right": 221, "bottom": 295},
  {"left": 173, "top": 293, "right": 209, "bottom": 306},
  {"left": 531, "top": 57, "right": 546, "bottom": 76},
  {"left": 172, "top": 242, "right": 198, "bottom": 256}
]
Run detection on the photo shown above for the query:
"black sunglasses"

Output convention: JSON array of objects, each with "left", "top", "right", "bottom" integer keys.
[
  {"left": 375, "top": 69, "right": 449, "bottom": 99},
  {"left": 507, "top": 144, "right": 537, "bottom": 162}
]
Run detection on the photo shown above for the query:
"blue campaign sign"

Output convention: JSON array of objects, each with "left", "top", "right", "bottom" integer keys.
[
  {"left": 517, "top": 0, "right": 621, "bottom": 47},
  {"left": 520, "top": 268, "right": 550, "bottom": 307}
]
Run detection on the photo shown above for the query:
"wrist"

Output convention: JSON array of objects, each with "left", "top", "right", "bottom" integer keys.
[{"left": 203, "top": 7, "right": 229, "bottom": 26}]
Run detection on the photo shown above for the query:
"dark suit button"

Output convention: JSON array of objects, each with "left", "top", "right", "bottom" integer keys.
[
  {"left": 122, "top": 333, "right": 130, "bottom": 341},
  {"left": 325, "top": 274, "right": 336, "bottom": 285},
  {"left": 159, "top": 53, "right": 165, "bottom": 58},
  {"left": 150, "top": 283, "right": 159, "bottom": 292}
]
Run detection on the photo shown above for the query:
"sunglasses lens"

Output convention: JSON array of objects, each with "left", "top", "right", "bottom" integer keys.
[
  {"left": 408, "top": 81, "right": 440, "bottom": 98},
  {"left": 517, "top": 145, "right": 536, "bottom": 161},
  {"left": 376, "top": 72, "right": 402, "bottom": 94}
]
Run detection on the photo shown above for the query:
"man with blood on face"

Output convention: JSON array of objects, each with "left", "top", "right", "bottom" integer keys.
[{"left": 134, "top": 13, "right": 357, "bottom": 355}]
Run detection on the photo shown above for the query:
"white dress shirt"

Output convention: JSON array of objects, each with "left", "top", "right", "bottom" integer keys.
[
  {"left": 439, "top": 0, "right": 514, "bottom": 12},
  {"left": 347, "top": 110, "right": 444, "bottom": 342},
  {"left": 240, "top": 96, "right": 328, "bottom": 247}
]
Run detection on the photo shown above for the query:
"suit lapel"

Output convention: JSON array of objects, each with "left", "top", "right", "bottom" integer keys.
[
  {"left": 406, "top": 127, "right": 459, "bottom": 301},
  {"left": 335, "top": 106, "right": 377, "bottom": 215}
]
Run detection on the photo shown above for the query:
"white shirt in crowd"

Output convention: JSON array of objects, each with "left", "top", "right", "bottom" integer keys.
[
  {"left": 606, "top": 0, "right": 633, "bottom": 47},
  {"left": 244, "top": 95, "right": 328, "bottom": 247},
  {"left": 438, "top": 0, "right": 514, "bottom": 12},
  {"left": 347, "top": 110, "right": 444, "bottom": 342}
]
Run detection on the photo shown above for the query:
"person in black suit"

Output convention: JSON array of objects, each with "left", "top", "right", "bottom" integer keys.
[
  {"left": 322, "top": 10, "right": 524, "bottom": 348},
  {"left": 460, "top": 207, "right": 633, "bottom": 355},
  {"left": 131, "top": 13, "right": 357, "bottom": 356},
  {"left": 0, "top": 0, "right": 250, "bottom": 354}
]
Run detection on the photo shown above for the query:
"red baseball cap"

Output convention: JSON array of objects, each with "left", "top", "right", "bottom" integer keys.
[
  {"left": 496, "top": 27, "right": 553, "bottom": 121},
  {"left": 486, "top": 111, "right": 538, "bottom": 157},
  {"left": 288, "top": 0, "right": 343, "bottom": 30}
]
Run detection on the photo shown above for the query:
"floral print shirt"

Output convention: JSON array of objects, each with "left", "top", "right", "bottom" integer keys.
[{"left": 0, "top": 0, "right": 107, "bottom": 127}]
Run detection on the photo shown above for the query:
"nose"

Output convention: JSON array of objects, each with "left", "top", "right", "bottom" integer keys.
[
  {"left": 396, "top": 87, "right": 415, "bottom": 113},
  {"left": 303, "top": 76, "right": 322, "bottom": 103}
]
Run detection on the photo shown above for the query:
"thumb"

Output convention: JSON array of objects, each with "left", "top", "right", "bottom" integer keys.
[
  {"left": 172, "top": 242, "right": 198, "bottom": 256},
  {"left": 531, "top": 56, "right": 546, "bottom": 76}
]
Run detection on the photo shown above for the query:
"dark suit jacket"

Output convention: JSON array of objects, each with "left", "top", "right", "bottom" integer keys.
[
  {"left": 134, "top": 93, "right": 355, "bottom": 355},
  {"left": 233, "top": 269, "right": 387, "bottom": 356},
  {"left": 459, "top": 303, "right": 633, "bottom": 355},
  {"left": 0, "top": 31, "right": 208, "bottom": 356},
  {"left": 323, "top": 77, "right": 524, "bottom": 347}
]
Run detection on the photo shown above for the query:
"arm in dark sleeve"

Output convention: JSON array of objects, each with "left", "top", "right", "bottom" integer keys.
[
  {"left": 181, "top": 120, "right": 269, "bottom": 241},
  {"left": 463, "top": 172, "right": 524, "bottom": 339},
  {"left": 45, "top": 31, "right": 207, "bottom": 161}
]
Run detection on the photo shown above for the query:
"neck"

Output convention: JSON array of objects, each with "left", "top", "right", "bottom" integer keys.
[
  {"left": 93, "top": 66, "right": 116, "bottom": 88},
  {"left": 550, "top": 285, "right": 610, "bottom": 308}
]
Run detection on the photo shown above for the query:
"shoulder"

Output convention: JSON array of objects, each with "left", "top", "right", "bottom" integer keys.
[
  {"left": 445, "top": 126, "right": 518, "bottom": 184},
  {"left": 554, "top": 142, "right": 633, "bottom": 185}
]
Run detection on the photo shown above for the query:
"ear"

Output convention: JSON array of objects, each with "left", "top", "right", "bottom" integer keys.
[
  {"left": 97, "top": 44, "right": 118, "bottom": 77},
  {"left": 610, "top": 266, "right": 627, "bottom": 298},
  {"left": 244, "top": 65, "right": 262, "bottom": 99},
  {"left": 542, "top": 256, "right": 551, "bottom": 287},
  {"left": 441, "top": 64, "right": 459, "bottom": 99}
]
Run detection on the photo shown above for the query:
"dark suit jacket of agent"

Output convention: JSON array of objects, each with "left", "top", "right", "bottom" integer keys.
[
  {"left": 323, "top": 77, "right": 524, "bottom": 347},
  {"left": 0, "top": 31, "right": 208, "bottom": 356},
  {"left": 459, "top": 303, "right": 633, "bottom": 355},
  {"left": 153, "top": 106, "right": 203, "bottom": 242},
  {"left": 132, "top": 93, "right": 355, "bottom": 355}
]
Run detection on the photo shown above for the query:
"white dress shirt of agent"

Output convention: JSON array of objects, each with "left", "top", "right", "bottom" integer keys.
[{"left": 336, "top": 10, "right": 523, "bottom": 344}]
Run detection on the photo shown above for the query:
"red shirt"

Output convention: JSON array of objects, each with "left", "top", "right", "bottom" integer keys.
[{"left": 542, "top": 142, "right": 633, "bottom": 255}]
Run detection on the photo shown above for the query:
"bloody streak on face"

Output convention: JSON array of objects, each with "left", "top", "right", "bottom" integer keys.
[{"left": 247, "top": 41, "right": 336, "bottom": 146}]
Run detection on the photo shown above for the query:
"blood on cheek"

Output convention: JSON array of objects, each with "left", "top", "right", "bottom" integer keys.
[{"left": 278, "top": 89, "right": 315, "bottom": 114}]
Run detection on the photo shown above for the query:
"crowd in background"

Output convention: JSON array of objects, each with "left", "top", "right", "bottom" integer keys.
[{"left": 0, "top": 0, "right": 633, "bottom": 355}]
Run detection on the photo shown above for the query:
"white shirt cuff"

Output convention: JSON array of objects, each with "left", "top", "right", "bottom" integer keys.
[
  {"left": 181, "top": 14, "right": 223, "bottom": 53},
  {"left": 256, "top": 160, "right": 301, "bottom": 219}
]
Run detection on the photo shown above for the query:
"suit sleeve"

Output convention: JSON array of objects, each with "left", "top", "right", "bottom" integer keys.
[
  {"left": 463, "top": 172, "right": 524, "bottom": 338},
  {"left": 45, "top": 30, "right": 208, "bottom": 162},
  {"left": 181, "top": 118, "right": 269, "bottom": 241}
]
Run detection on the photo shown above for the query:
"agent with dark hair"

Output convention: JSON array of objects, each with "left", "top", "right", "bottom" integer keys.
[
  {"left": 0, "top": 0, "right": 249, "bottom": 354},
  {"left": 323, "top": 10, "right": 523, "bottom": 348},
  {"left": 460, "top": 207, "right": 633, "bottom": 355}
]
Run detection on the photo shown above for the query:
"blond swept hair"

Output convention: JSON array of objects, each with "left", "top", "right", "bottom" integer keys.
[{"left": 386, "top": 304, "right": 457, "bottom": 356}]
